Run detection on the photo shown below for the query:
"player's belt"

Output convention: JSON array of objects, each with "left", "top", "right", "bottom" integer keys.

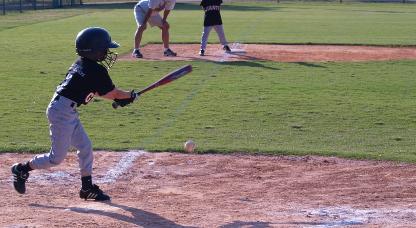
[{"left": 53, "top": 94, "right": 79, "bottom": 108}]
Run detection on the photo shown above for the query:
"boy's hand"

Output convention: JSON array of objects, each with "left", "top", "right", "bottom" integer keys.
[{"left": 113, "top": 90, "right": 139, "bottom": 108}]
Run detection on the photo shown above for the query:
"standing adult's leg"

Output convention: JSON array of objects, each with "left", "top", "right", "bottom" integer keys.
[
  {"left": 158, "top": 19, "right": 177, "bottom": 56},
  {"left": 134, "top": 27, "right": 146, "bottom": 51},
  {"left": 161, "top": 21, "right": 170, "bottom": 49},
  {"left": 133, "top": 4, "right": 146, "bottom": 58}
]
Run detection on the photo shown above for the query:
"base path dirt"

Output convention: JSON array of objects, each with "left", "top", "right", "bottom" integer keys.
[
  {"left": 2, "top": 151, "right": 416, "bottom": 227},
  {"left": 119, "top": 43, "right": 416, "bottom": 62}
]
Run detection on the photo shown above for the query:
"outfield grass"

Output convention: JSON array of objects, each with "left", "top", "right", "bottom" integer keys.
[{"left": 1, "top": 2, "right": 416, "bottom": 162}]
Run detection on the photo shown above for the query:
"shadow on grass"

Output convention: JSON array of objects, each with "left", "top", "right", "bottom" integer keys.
[
  {"left": 214, "top": 60, "right": 280, "bottom": 71},
  {"left": 294, "top": 62, "right": 327, "bottom": 68}
]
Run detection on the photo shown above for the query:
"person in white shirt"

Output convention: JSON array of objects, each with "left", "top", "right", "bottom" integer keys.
[{"left": 132, "top": 0, "right": 177, "bottom": 58}]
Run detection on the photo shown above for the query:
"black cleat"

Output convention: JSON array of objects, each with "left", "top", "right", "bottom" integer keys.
[
  {"left": 223, "top": 45, "right": 231, "bottom": 53},
  {"left": 164, "top": 48, "right": 177, "bottom": 57},
  {"left": 80, "top": 184, "right": 111, "bottom": 201},
  {"left": 199, "top": 49, "right": 205, "bottom": 56},
  {"left": 132, "top": 49, "right": 143, "bottom": 58},
  {"left": 11, "top": 163, "right": 29, "bottom": 194}
]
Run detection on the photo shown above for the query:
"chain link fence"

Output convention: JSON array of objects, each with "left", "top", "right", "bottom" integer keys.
[
  {"left": 2, "top": 0, "right": 415, "bottom": 15},
  {"left": 1, "top": 0, "right": 82, "bottom": 15}
]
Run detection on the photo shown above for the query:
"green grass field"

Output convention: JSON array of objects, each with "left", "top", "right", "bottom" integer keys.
[{"left": 1, "top": 2, "right": 416, "bottom": 162}]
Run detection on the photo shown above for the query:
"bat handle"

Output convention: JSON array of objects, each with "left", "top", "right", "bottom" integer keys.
[
  {"left": 112, "top": 101, "right": 120, "bottom": 109},
  {"left": 112, "top": 92, "right": 140, "bottom": 109}
]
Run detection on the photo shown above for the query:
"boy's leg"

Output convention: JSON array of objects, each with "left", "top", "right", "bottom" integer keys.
[
  {"left": 200, "top": 26, "right": 212, "bottom": 51},
  {"left": 72, "top": 121, "right": 110, "bottom": 201},
  {"left": 12, "top": 101, "right": 74, "bottom": 194},
  {"left": 30, "top": 107, "right": 73, "bottom": 170},
  {"left": 71, "top": 121, "right": 93, "bottom": 178},
  {"left": 213, "top": 25, "right": 228, "bottom": 46}
]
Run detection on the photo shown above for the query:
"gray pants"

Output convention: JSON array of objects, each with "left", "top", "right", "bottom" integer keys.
[
  {"left": 200, "top": 25, "right": 228, "bottom": 50},
  {"left": 30, "top": 94, "right": 93, "bottom": 177}
]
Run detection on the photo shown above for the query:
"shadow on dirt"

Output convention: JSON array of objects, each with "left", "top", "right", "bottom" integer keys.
[{"left": 29, "top": 202, "right": 274, "bottom": 227}]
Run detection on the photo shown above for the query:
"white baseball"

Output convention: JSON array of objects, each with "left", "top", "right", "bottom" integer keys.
[{"left": 184, "top": 140, "right": 196, "bottom": 153}]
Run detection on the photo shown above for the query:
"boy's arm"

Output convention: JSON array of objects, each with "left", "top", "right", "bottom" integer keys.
[
  {"left": 102, "top": 88, "right": 138, "bottom": 107},
  {"left": 100, "top": 88, "right": 132, "bottom": 100}
]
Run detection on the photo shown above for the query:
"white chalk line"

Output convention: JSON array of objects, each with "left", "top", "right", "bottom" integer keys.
[
  {"left": 8, "top": 151, "right": 146, "bottom": 184},
  {"left": 266, "top": 206, "right": 416, "bottom": 227},
  {"left": 96, "top": 150, "right": 145, "bottom": 184}
]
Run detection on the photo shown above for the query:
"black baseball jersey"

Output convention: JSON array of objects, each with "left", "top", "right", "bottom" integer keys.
[
  {"left": 200, "top": 0, "right": 223, "bottom": 27},
  {"left": 56, "top": 57, "right": 115, "bottom": 105}
]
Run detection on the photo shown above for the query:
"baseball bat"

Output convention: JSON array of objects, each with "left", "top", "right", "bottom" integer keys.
[{"left": 112, "top": 64, "right": 192, "bottom": 109}]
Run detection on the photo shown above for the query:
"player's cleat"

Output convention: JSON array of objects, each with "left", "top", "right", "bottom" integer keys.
[
  {"left": 132, "top": 49, "right": 143, "bottom": 58},
  {"left": 199, "top": 49, "right": 205, "bottom": 56},
  {"left": 164, "top": 48, "right": 177, "bottom": 57},
  {"left": 79, "top": 184, "right": 111, "bottom": 201},
  {"left": 223, "top": 45, "right": 231, "bottom": 53},
  {"left": 11, "top": 163, "right": 29, "bottom": 194}
]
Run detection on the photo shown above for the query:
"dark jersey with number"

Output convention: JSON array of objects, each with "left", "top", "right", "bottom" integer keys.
[
  {"left": 200, "top": 0, "right": 223, "bottom": 27},
  {"left": 56, "top": 57, "right": 115, "bottom": 105}
]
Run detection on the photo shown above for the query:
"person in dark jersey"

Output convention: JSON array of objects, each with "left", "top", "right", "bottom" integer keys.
[
  {"left": 199, "top": 0, "right": 231, "bottom": 56},
  {"left": 10, "top": 27, "right": 137, "bottom": 201}
]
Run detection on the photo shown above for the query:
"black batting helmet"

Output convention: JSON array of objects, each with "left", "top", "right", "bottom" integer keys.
[{"left": 75, "top": 27, "right": 120, "bottom": 69}]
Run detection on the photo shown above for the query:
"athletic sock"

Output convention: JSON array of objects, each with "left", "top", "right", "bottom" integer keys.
[
  {"left": 81, "top": 176, "right": 93, "bottom": 190},
  {"left": 20, "top": 161, "right": 33, "bottom": 173}
]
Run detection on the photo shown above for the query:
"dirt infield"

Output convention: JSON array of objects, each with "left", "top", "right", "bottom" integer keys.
[
  {"left": 2, "top": 151, "right": 416, "bottom": 227},
  {"left": 3, "top": 44, "right": 416, "bottom": 227},
  {"left": 119, "top": 43, "right": 416, "bottom": 62}
]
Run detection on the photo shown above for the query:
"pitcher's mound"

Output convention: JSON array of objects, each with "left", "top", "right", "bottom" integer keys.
[{"left": 119, "top": 43, "right": 416, "bottom": 62}]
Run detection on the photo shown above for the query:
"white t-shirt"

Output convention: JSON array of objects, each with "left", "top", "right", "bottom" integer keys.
[{"left": 138, "top": 0, "right": 176, "bottom": 14}]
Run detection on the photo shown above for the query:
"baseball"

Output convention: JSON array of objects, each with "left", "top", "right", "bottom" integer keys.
[{"left": 184, "top": 140, "right": 196, "bottom": 153}]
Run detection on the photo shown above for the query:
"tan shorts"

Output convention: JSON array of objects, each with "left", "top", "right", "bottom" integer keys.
[{"left": 134, "top": 5, "right": 163, "bottom": 27}]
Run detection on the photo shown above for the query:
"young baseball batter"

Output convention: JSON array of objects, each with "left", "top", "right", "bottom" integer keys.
[
  {"left": 11, "top": 27, "right": 137, "bottom": 201},
  {"left": 132, "top": 0, "right": 177, "bottom": 58},
  {"left": 199, "top": 0, "right": 231, "bottom": 56}
]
